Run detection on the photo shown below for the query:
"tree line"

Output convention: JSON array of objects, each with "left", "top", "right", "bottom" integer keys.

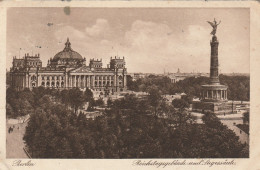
[
  {"left": 6, "top": 87, "right": 99, "bottom": 118},
  {"left": 127, "top": 74, "right": 250, "bottom": 102},
  {"left": 23, "top": 91, "right": 248, "bottom": 158}
]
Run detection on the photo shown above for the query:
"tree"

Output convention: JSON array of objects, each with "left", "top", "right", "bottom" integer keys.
[
  {"left": 95, "top": 98, "right": 104, "bottom": 107},
  {"left": 107, "top": 98, "right": 113, "bottom": 108},
  {"left": 60, "top": 89, "right": 70, "bottom": 107},
  {"left": 68, "top": 88, "right": 85, "bottom": 113},
  {"left": 17, "top": 88, "right": 35, "bottom": 106},
  {"left": 6, "top": 87, "right": 17, "bottom": 104},
  {"left": 126, "top": 74, "right": 249, "bottom": 102},
  {"left": 172, "top": 99, "right": 189, "bottom": 109},
  {"left": 22, "top": 86, "right": 248, "bottom": 159},
  {"left": 6, "top": 102, "right": 15, "bottom": 118},
  {"left": 84, "top": 88, "right": 94, "bottom": 102},
  {"left": 181, "top": 94, "right": 194, "bottom": 104},
  {"left": 147, "top": 86, "right": 162, "bottom": 115},
  {"left": 201, "top": 113, "right": 247, "bottom": 158},
  {"left": 243, "top": 111, "right": 249, "bottom": 124}
]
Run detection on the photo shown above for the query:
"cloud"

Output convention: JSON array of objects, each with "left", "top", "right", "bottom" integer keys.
[
  {"left": 85, "top": 19, "right": 110, "bottom": 37},
  {"left": 125, "top": 20, "right": 172, "bottom": 49},
  {"left": 122, "top": 20, "right": 212, "bottom": 73},
  {"left": 100, "top": 39, "right": 110, "bottom": 45},
  {"left": 54, "top": 25, "right": 86, "bottom": 42}
]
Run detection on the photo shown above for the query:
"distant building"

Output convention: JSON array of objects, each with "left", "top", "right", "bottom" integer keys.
[
  {"left": 128, "top": 73, "right": 146, "bottom": 81},
  {"left": 167, "top": 69, "right": 210, "bottom": 83},
  {"left": 128, "top": 73, "right": 156, "bottom": 81},
  {"left": 10, "top": 38, "right": 127, "bottom": 94}
]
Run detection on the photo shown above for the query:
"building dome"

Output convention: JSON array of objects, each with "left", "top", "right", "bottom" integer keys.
[{"left": 53, "top": 38, "right": 83, "bottom": 61}]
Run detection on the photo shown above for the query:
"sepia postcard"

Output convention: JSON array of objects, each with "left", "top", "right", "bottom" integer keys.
[{"left": 0, "top": 1, "right": 260, "bottom": 170}]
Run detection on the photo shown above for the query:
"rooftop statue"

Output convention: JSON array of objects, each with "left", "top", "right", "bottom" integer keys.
[{"left": 207, "top": 18, "right": 221, "bottom": 36}]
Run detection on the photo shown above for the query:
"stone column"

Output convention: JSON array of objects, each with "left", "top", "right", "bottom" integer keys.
[
  {"left": 68, "top": 76, "right": 71, "bottom": 88},
  {"left": 74, "top": 75, "right": 76, "bottom": 87},
  {"left": 28, "top": 75, "right": 31, "bottom": 89},
  {"left": 101, "top": 76, "right": 103, "bottom": 87},
  {"left": 92, "top": 76, "right": 95, "bottom": 87},
  {"left": 25, "top": 74, "right": 28, "bottom": 88},
  {"left": 59, "top": 76, "right": 62, "bottom": 88},
  {"left": 114, "top": 75, "right": 117, "bottom": 89},
  {"left": 43, "top": 76, "right": 46, "bottom": 87},
  {"left": 54, "top": 76, "right": 57, "bottom": 88},
  {"left": 124, "top": 75, "right": 127, "bottom": 88},
  {"left": 87, "top": 76, "right": 90, "bottom": 88},
  {"left": 79, "top": 75, "right": 81, "bottom": 88},
  {"left": 81, "top": 76, "right": 84, "bottom": 88},
  {"left": 97, "top": 76, "right": 99, "bottom": 87},
  {"left": 70, "top": 76, "right": 72, "bottom": 88},
  {"left": 76, "top": 75, "right": 78, "bottom": 87},
  {"left": 37, "top": 75, "right": 40, "bottom": 87},
  {"left": 22, "top": 76, "right": 24, "bottom": 88},
  {"left": 83, "top": 75, "right": 86, "bottom": 88},
  {"left": 76, "top": 76, "right": 78, "bottom": 87},
  {"left": 65, "top": 74, "right": 68, "bottom": 88}
]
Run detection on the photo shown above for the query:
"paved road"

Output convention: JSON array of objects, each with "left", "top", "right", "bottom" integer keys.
[{"left": 6, "top": 122, "right": 28, "bottom": 158}]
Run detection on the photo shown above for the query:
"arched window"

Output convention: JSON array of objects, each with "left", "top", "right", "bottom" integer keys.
[{"left": 41, "top": 82, "right": 45, "bottom": 86}]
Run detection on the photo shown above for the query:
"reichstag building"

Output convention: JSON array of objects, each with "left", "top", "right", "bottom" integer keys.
[{"left": 10, "top": 38, "right": 127, "bottom": 94}]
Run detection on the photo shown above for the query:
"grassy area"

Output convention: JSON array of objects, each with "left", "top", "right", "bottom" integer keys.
[{"left": 236, "top": 124, "right": 249, "bottom": 135}]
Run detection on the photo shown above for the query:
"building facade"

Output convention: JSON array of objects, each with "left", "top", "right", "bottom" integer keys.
[{"left": 10, "top": 38, "right": 127, "bottom": 94}]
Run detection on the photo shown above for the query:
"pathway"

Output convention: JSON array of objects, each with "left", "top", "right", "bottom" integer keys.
[
  {"left": 221, "top": 120, "right": 249, "bottom": 144},
  {"left": 191, "top": 112, "right": 249, "bottom": 145},
  {"left": 6, "top": 121, "right": 28, "bottom": 158}
]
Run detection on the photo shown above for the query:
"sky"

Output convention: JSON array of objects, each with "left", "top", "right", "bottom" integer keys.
[{"left": 6, "top": 8, "right": 249, "bottom": 73}]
